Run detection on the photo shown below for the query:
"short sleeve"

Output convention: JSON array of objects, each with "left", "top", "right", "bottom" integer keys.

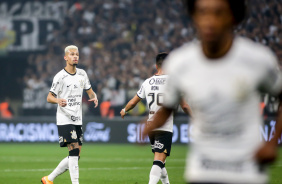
[
  {"left": 259, "top": 50, "right": 282, "bottom": 95},
  {"left": 137, "top": 83, "right": 145, "bottom": 99},
  {"left": 50, "top": 75, "right": 61, "bottom": 97},
  {"left": 84, "top": 71, "right": 92, "bottom": 90}
]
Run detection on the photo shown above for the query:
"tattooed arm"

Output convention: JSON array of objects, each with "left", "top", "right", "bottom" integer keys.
[{"left": 86, "top": 88, "right": 98, "bottom": 108}]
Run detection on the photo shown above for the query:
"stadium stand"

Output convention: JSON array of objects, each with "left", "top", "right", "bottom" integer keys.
[{"left": 20, "top": 0, "right": 282, "bottom": 116}]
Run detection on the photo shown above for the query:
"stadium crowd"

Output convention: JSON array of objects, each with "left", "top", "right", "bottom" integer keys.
[{"left": 22, "top": 0, "right": 282, "bottom": 116}]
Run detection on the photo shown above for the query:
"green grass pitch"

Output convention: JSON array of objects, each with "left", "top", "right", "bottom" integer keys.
[{"left": 0, "top": 143, "right": 281, "bottom": 184}]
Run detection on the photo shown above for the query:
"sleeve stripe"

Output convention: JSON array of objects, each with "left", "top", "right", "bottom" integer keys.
[
  {"left": 49, "top": 91, "right": 57, "bottom": 97},
  {"left": 136, "top": 93, "right": 143, "bottom": 99},
  {"left": 85, "top": 86, "right": 92, "bottom": 91}
]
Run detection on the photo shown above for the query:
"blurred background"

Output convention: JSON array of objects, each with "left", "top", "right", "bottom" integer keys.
[
  {"left": 0, "top": 0, "right": 281, "bottom": 118},
  {"left": 0, "top": 0, "right": 281, "bottom": 144},
  {"left": 0, "top": 1, "right": 282, "bottom": 183}
]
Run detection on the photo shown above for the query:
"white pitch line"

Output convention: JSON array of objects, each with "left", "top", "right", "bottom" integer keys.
[
  {"left": 2, "top": 166, "right": 184, "bottom": 173},
  {"left": 0, "top": 157, "right": 186, "bottom": 163},
  {"left": 3, "top": 165, "right": 282, "bottom": 173}
]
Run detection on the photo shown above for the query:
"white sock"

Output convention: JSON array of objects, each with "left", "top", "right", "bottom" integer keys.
[
  {"left": 160, "top": 167, "right": 170, "bottom": 184},
  {"left": 69, "top": 156, "right": 79, "bottom": 184},
  {"left": 48, "top": 157, "right": 69, "bottom": 181},
  {"left": 149, "top": 165, "right": 162, "bottom": 184}
]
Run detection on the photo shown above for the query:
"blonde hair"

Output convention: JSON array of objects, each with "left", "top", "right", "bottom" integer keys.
[{"left": 65, "top": 45, "right": 78, "bottom": 55}]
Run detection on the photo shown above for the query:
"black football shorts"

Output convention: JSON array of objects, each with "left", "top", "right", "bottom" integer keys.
[
  {"left": 57, "top": 124, "right": 83, "bottom": 147},
  {"left": 148, "top": 131, "right": 173, "bottom": 156}
]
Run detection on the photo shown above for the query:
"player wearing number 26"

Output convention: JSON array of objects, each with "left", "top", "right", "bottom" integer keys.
[{"left": 120, "top": 53, "right": 192, "bottom": 184}]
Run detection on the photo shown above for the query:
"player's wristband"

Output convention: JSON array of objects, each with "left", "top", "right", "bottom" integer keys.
[{"left": 123, "top": 108, "right": 128, "bottom": 114}]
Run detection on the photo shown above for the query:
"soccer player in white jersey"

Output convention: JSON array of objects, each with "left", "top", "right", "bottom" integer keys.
[
  {"left": 120, "top": 53, "right": 192, "bottom": 184},
  {"left": 41, "top": 45, "right": 98, "bottom": 184},
  {"left": 142, "top": 0, "right": 282, "bottom": 184}
]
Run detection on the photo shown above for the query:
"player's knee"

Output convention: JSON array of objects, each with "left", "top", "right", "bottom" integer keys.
[
  {"left": 154, "top": 152, "right": 166, "bottom": 162},
  {"left": 67, "top": 142, "right": 79, "bottom": 151},
  {"left": 69, "top": 148, "right": 79, "bottom": 156},
  {"left": 153, "top": 160, "right": 165, "bottom": 169}
]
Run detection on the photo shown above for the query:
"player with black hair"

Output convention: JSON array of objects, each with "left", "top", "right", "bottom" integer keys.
[
  {"left": 143, "top": 0, "right": 282, "bottom": 184},
  {"left": 184, "top": 0, "right": 246, "bottom": 24},
  {"left": 121, "top": 52, "right": 192, "bottom": 184}
]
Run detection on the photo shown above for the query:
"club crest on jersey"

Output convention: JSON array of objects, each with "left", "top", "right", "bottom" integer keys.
[
  {"left": 79, "top": 80, "right": 84, "bottom": 88},
  {"left": 70, "top": 130, "right": 77, "bottom": 139}
]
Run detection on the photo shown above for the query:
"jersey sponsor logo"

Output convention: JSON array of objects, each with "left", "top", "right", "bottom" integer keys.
[
  {"left": 149, "top": 78, "right": 166, "bottom": 85},
  {"left": 70, "top": 130, "right": 77, "bottom": 139},
  {"left": 74, "top": 84, "right": 78, "bottom": 89},
  {"left": 155, "top": 78, "right": 166, "bottom": 85},
  {"left": 68, "top": 98, "right": 81, "bottom": 107},
  {"left": 154, "top": 140, "right": 164, "bottom": 149},
  {"left": 149, "top": 78, "right": 155, "bottom": 85},
  {"left": 70, "top": 115, "right": 81, "bottom": 122},
  {"left": 68, "top": 94, "right": 82, "bottom": 98}
]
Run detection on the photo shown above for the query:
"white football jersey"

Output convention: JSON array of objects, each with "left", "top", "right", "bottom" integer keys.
[
  {"left": 50, "top": 68, "right": 91, "bottom": 125},
  {"left": 163, "top": 37, "right": 282, "bottom": 183},
  {"left": 137, "top": 75, "right": 174, "bottom": 132}
]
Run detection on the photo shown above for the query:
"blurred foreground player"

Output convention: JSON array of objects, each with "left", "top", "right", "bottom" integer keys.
[
  {"left": 143, "top": 0, "right": 282, "bottom": 183},
  {"left": 121, "top": 53, "right": 192, "bottom": 184},
  {"left": 41, "top": 45, "right": 98, "bottom": 184}
]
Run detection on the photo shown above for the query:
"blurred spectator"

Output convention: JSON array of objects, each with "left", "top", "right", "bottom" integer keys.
[
  {"left": 100, "top": 99, "right": 114, "bottom": 119},
  {"left": 21, "top": 0, "right": 282, "bottom": 116},
  {"left": 0, "top": 98, "right": 13, "bottom": 119}
]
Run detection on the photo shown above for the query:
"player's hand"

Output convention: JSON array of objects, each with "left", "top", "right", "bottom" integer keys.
[
  {"left": 120, "top": 109, "right": 126, "bottom": 119},
  {"left": 89, "top": 98, "right": 98, "bottom": 108},
  {"left": 255, "top": 142, "right": 277, "bottom": 164},
  {"left": 57, "top": 99, "right": 67, "bottom": 107}
]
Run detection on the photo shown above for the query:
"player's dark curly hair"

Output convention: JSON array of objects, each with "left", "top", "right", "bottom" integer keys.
[
  {"left": 183, "top": 0, "right": 247, "bottom": 24},
  {"left": 156, "top": 52, "right": 168, "bottom": 67}
]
